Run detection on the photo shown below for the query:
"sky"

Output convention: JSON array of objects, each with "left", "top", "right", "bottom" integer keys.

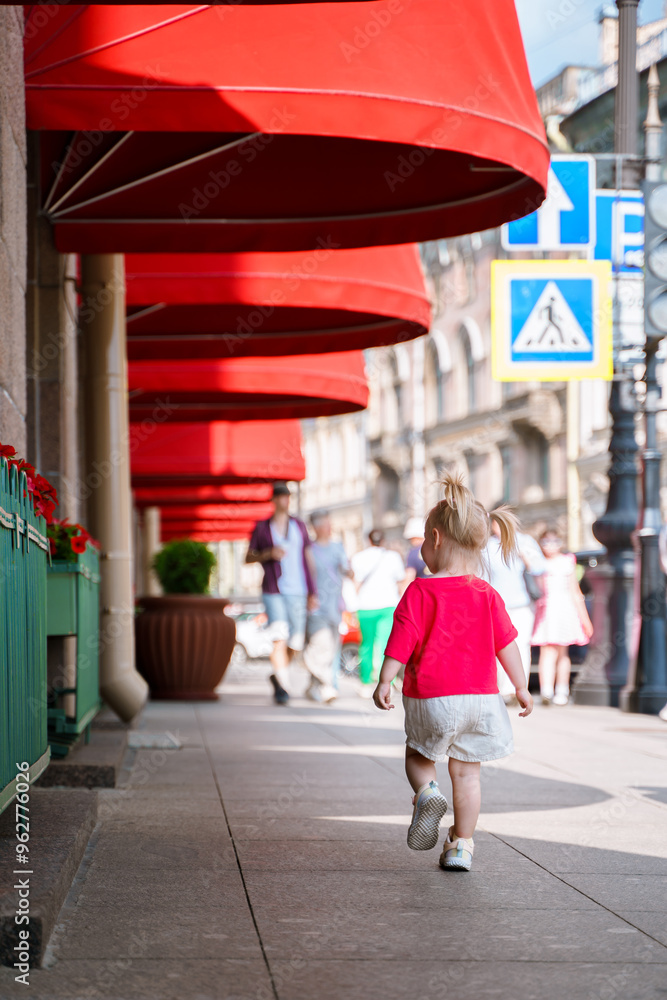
[{"left": 516, "top": 0, "right": 667, "bottom": 88}]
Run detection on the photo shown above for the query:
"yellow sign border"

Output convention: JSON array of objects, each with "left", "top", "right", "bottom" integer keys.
[{"left": 491, "top": 259, "right": 613, "bottom": 382}]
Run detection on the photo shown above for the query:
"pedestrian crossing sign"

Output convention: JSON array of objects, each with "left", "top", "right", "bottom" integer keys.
[{"left": 491, "top": 260, "right": 613, "bottom": 381}]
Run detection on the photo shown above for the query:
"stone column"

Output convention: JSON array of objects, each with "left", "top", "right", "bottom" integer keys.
[
  {"left": 80, "top": 255, "right": 148, "bottom": 722},
  {"left": 0, "top": 7, "right": 28, "bottom": 453},
  {"left": 142, "top": 506, "right": 162, "bottom": 596}
]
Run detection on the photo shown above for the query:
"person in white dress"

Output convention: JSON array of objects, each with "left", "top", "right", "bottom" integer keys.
[
  {"left": 483, "top": 517, "right": 546, "bottom": 702},
  {"left": 531, "top": 529, "right": 593, "bottom": 706}
]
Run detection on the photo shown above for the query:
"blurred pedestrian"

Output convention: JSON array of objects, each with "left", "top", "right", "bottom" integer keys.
[
  {"left": 531, "top": 529, "right": 593, "bottom": 706},
  {"left": 403, "top": 516, "right": 428, "bottom": 583},
  {"left": 303, "top": 510, "right": 352, "bottom": 703},
  {"left": 245, "top": 482, "right": 318, "bottom": 705},
  {"left": 351, "top": 529, "right": 407, "bottom": 697},
  {"left": 482, "top": 505, "right": 546, "bottom": 702}
]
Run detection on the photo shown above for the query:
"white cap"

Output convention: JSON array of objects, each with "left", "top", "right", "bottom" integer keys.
[{"left": 403, "top": 517, "right": 425, "bottom": 540}]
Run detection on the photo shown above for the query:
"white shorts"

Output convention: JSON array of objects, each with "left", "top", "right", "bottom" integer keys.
[{"left": 403, "top": 693, "right": 514, "bottom": 763}]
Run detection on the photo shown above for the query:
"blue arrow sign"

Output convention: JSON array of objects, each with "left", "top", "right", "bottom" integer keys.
[{"left": 501, "top": 155, "right": 596, "bottom": 252}]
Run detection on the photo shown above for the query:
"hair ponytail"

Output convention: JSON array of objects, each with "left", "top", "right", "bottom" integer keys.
[
  {"left": 489, "top": 505, "right": 519, "bottom": 564},
  {"left": 426, "top": 470, "right": 522, "bottom": 574},
  {"left": 439, "top": 470, "right": 474, "bottom": 530}
]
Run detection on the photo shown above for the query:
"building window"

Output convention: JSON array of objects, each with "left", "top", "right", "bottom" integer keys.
[
  {"left": 538, "top": 436, "right": 550, "bottom": 492},
  {"left": 460, "top": 327, "right": 476, "bottom": 412},
  {"left": 466, "top": 453, "right": 482, "bottom": 496},
  {"left": 426, "top": 342, "right": 446, "bottom": 425},
  {"left": 499, "top": 445, "right": 512, "bottom": 503}
]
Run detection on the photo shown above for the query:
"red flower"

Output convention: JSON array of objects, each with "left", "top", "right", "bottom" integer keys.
[
  {"left": 49, "top": 538, "right": 57, "bottom": 555},
  {"left": 71, "top": 535, "right": 87, "bottom": 554},
  {"left": 0, "top": 443, "right": 16, "bottom": 458}
]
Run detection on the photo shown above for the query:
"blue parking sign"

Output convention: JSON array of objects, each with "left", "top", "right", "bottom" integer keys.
[{"left": 594, "top": 190, "right": 644, "bottom": 272}]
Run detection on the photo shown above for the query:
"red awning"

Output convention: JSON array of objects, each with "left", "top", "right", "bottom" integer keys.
[
  {"left": 125, "top": 248, "right": 429, "bottom": 358},
  {"left": 161, "top": 525, "right": 257, "bottom": 542},
  {"left": 133, "top": 483, "right": 272, "bottom": 507},
  {"left": 160, "top": 503, "right": 274, "bottom": 522},
  {"left": 26, "top": 2, "right": 548, "bottom": 251},
  {"left": 128, "top": 353, "right": 368, "bottom": 421},
  {"left": 130, "top": 419, "right": 305, "bottom": 488}
]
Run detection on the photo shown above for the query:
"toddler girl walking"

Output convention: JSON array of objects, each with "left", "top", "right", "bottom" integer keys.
[{"left": 373, "top": 473, "right": 533, "bottom": 871}]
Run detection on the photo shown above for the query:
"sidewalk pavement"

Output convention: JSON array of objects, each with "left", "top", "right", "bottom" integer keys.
[{"left": 2, "top": 663, "right": 667, "bottom": 1000}]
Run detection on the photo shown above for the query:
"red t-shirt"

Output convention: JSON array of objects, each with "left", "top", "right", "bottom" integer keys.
[{"left": 384, "top": 577, "right": 518, "bottom": 699}]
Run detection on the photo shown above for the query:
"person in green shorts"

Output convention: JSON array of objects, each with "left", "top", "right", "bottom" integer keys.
[{"left": 351, "top": 529, "right": 407, "bottom": 698}]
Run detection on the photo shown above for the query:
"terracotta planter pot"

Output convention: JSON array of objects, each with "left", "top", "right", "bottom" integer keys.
[{"left": 135, "top": 595, "right": 236, "bottom": 700}]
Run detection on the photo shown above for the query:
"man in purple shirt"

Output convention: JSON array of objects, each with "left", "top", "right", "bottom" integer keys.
[{"left": 246, "top": 483, "right": 318, "bottom": 704}]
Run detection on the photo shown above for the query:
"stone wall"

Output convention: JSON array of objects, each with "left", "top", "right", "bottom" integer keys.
[
  {"left": 0, "top": 7, "right": 27, "bottom": 454},
  {"left": 26, "top": 145, "right": 82, "bottom": 522}
]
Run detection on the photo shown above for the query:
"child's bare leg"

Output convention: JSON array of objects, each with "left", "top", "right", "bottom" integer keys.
[
  {"left": 555, "top": 647, "right": 572, "bottom": 688},
  {"left": 405, "top": 746, "right": 437, "bottom": 794},
  {"left": 538, "top": 644, "right": 558, "bottom": 698},
  {"left": 270, "top": 639, "right": 291, "bottom": 690},
  {"left": 448, "top": 758, "right": 481, "bottom": 840}
]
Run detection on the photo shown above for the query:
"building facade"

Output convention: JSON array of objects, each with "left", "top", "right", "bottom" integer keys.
[{"left": 300, "top": 230, "right": 614, "bottom": 557}]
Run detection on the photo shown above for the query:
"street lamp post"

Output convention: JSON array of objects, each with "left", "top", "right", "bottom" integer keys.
[
  {"left": 621, "top": 64, "right": 667, "bottom": 713},
  {"left": 575, "top": 0, "right": 640, "bottom": 707}
]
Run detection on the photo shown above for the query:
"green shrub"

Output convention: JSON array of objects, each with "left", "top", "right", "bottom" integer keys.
[{"left": 152, "top": 539, "right": 217, "bottom": 595}]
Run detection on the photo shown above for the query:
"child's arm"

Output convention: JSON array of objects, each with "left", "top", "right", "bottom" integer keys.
[
  {"left": 497, "top": 641, "right": 533, "bottom": 717},
  {"left": 373, "top": 656, "right": 404, "bottom": 710}
]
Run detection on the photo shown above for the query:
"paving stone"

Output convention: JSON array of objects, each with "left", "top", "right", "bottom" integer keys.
[
  {"left": 615, "top": 911, "right": 667, "bottom": 947},
  {"left": 490, "top": 836, "right": 667, "bottom": 875},
  {"left": 233, "top": 836, "right": 536, "bottom": 873},
  {"left": 244, "top": 868, "right": 599, "bottom": 918},
  {"left": 255, "top": 906, "right": 665, "bottom": 964},
  {"left": 558, "top": 874, "right": 667, "bottom": 912},
  {"left": 55, "top": 907, "right": 262, "bottom": 962},
  {"left": 268, "top": 960, "right": 667, "bottom": 1000},
  {"left": 69, "top": 868, "right": 251, "bottom": 913},
  {"left": 0, "top": 959, "right": 272, "bottom": 1000},
  {"left": 85, "top": 827, "right": 239, "bottom": 872},
  {"left": 127, "top": 749, "right": 218, "bottom": 789},
  {"left": 97, "top": 787, "right": 223, "bottom": 823}
]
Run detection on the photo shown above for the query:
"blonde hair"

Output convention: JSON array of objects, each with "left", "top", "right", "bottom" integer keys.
[{"left": 426, "top": 470, "right": 519, "bottom": 572}]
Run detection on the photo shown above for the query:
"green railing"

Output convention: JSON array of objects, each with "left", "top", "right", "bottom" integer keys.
[
  {"left": 47, "top": 544, "right": 101, "bottom": 755},
  {"left": 0, "top": 457, "right": 50, "bottom": 815}
]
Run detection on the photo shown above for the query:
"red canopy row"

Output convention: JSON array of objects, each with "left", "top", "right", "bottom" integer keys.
[
  {"left": 130, "top": 419, "right": 305, "bottom": 489},
  {"left": 27, "top": 3, "right": 548, "bottom": 543},
  {"left": 125, "top": 248, "right": 430, "bottom": 358},
  {"left": 133, "top": 483, "right": 273, "bottom": 507},
  {"left": 25, "top": 2, "right": 548, "bottom": 253},
  {"left": 161, "top": 525, "right": 258, "bottom": 542},
  {"left": 128, "top": 353, "right": 368, "bottom": 422}
]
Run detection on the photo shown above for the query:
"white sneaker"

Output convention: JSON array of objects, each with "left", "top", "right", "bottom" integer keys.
[
  {"left": 439, "top": 826, "right": 474, "bottom": 871},
  {"left": 319, "top": 685, "right": 338, "bottom": 703},
  {"left": 407, "top": 781, "right": 448, "bottom": 851},
  {"left": 553, "top": 686, "right": 570, "bottom": 706},
  {"left": 358, "top": 684, "right": 374, "bottom": 699}
]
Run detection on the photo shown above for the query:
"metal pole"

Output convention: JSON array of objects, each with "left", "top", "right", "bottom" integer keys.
[
  {"left": 615, "top": 0, "right": 639, "bottom": 157},
  {"left": 574, "top": 0, "right": 640, "bottom": 707},
  {"left": 622, "top": 64, "right": 667, "bottom": 712}
]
